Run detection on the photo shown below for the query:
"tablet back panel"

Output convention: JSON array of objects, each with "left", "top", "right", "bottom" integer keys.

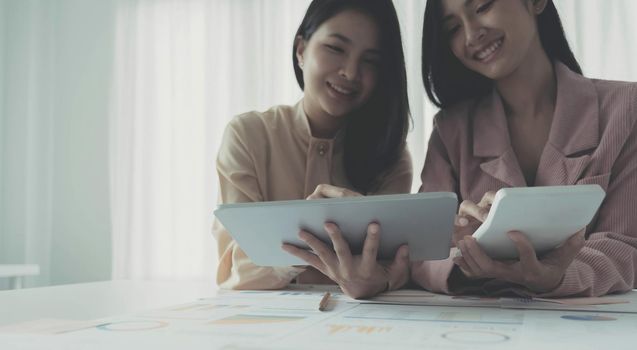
[
  {"left": 473, "top": 185, "right": 605, "bottom": 260},
  {"left": 214, "top": 192, "right": 457, "bottom": 266}
]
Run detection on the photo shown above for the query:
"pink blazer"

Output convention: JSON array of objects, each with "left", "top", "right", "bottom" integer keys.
[{"left": 414, "top": 62, "right": 637, "bottom": 297}]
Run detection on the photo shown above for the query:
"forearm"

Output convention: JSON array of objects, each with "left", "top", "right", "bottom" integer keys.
[
  {"left": 534, "top": 232, "right": 637, "bottom": 297},
  {"left": 217, "top": 238, "right": 305, "bottom": 290},
  {"left": 410, "top": 249, "right": 457, "bottom": 294}
]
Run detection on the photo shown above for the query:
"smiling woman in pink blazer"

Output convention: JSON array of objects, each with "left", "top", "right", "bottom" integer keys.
[{"left": 412, "top": 0, "right": 637, "bottom": 297}]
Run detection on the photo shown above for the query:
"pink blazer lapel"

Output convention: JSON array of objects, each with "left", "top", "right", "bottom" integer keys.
[
  {"left": 473, "top": 62, "right": 599, "bottom": 187},
  {"left": 534, "top": 62, "right": 599, "bottom": 186},
  {"left": 473, "top": 90, "right": 527, "bottom": 187}
]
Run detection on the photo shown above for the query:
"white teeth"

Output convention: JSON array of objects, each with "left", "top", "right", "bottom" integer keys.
[
  {"left": 476, "top": 39, "right": 502, "bottom": 61},
  {"left": 330, "top": 83, "right": 355, "bottom": 95}
]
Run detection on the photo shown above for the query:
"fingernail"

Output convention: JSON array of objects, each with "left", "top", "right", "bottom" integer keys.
[
  {"left": 458, "top": 217, "right": 469, "bottom": 226},
  {"left": 369, "top": 224, "right": 380, "bottom": 234}
]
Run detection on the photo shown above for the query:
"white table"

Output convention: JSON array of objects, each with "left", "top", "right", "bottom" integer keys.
[
  {"left": 0, "top": 279, "right": 217, "bottom": 326},
  {"left": 1, "top": 281, "right": 636, "bottom": 349}
]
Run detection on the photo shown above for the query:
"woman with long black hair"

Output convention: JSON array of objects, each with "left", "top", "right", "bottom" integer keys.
[
  {"left": 412, "top": 0, "right": 637, "bottom": 297},
  {"left": 214, "top": 0, "right": 412, "bottom": 298}
]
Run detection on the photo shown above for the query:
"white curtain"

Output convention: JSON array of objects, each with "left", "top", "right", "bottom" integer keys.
[
  {"left": 555, "top": 0, "right": 637, "bottom": 81},
  {"left": 2, "top": 0, "right": 636, "bottom": 288},
  {"left": 108, "top": 0, "right": 434, "bottom": 281}
]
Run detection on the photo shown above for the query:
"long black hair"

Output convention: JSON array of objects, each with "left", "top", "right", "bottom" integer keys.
[
  {"left": 422, "top": 0, "right": 582, "bottom": 109},
  {"left": 293, "top": 0, "right": 410, "bottom": 194}
]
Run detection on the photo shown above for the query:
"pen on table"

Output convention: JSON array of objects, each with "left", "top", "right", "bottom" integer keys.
[{"left": 318, "top": 292, "right": 331, "bottom": 311}]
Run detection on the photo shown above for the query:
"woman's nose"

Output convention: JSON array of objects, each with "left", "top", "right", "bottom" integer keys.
[
  {"left": 465, "top": 24, "right": 487, "bottom": 47},
  {"left": 339, "top": 58, "right": 360, "bottom": 81}
]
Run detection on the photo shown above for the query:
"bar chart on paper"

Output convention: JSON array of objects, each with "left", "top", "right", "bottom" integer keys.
[{"left": 343, "top": 304, "right": 524, "bottom": 325}]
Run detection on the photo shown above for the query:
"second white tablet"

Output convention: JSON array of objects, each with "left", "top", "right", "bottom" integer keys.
[{"left": 472, "top": 185, "right": 605, "bottom": 260}]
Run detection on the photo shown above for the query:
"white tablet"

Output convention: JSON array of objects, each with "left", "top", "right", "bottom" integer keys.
[
  {"left": 214, "top": 192, "right": 457, "bottom": 266},
  {"left": 472, "top": 185, "right": 605, "bottom": 260}
]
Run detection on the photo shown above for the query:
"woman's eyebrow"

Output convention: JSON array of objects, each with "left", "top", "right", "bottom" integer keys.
[
  {"left": 328, "top": 33, "right": 380, "bottom": 54},
  {"left": 443, "top": 0, "right": 474, "bottom": 22},
  {"left": 328, "top": 33, "right": 352, "bottom": 43}
]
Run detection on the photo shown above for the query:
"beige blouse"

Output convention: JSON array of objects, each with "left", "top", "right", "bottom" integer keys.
[{"left": 214, "top": 101, "right": 413, "bottom": 289}]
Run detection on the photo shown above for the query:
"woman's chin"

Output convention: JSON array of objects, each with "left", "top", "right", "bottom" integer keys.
[
  {"left": 479, "top": 61, "right": 518, "bottom": 81},
  {"left": 321, "top": 104, "right": 355, "bottom": 119}
]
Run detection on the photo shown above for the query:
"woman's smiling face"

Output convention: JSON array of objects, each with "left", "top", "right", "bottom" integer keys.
[
  {"left": 441, "top": 0, "right": 543, "bottom": 80},
  {"left": 296, "top": 9, "right": 380, "bottom": 121}
]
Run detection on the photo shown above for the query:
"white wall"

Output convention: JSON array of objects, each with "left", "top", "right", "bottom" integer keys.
[{"left": 0, "top": 0, "right": 114, "bottom": 288}]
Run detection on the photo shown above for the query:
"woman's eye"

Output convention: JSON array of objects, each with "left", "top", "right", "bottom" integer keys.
[
  {"left": 325, "top": 44, "right": 344, "bottom": 53},
  {"left": 476, "top": 0, "right": 494, "bottom": 14},
  {"left": 363, "top": 57, "right": 380, "bottom": 66},
  {"left": 447, "top": 25, "right": 460, "bottom": 37}
]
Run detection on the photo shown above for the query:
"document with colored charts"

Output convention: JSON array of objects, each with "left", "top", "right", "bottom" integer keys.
[{"left": 2, "top": 288, "right": 637, "bottom": 350}]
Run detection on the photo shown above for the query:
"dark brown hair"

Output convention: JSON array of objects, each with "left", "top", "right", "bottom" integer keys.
[{"left": 422, "top": 0, "right": 582, "bottom": 108}]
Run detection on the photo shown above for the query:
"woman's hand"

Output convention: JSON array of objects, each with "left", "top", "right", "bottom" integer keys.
[
  {"left": 293, "top": 184, "right": 367, "bottom": 287},
  {"left": 453, "top": 191, "right": 495, "bottom": 245},
  {"left": 294, "top": 184, "right": 364, "bottom": 284},
  {"left": 306, "top": 184, "right": 363, "bottom": 200},
  {"left": 453, "top": 230, "right": 585, "bottom": 293},
  {"left": 282, "top": 222, "right": 410, "bottom": 299}
]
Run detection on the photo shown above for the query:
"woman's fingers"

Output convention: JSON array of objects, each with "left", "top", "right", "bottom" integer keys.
[
  {"left": 282, "top": 244, "right": 326, "bottom": 274},
  {"left": 463, "top": 236, "right": 502, "bottom": 276},
  {"left": 452, "top": 218, "right": 482, "bottom": 246},
  {"left": 457, "top": 239, "right": 483, "bottom": 274},
  {"left": 324, "top": 222, "right": 353, "bottom": 271},
  {"left": 477, "top": 191, "right": 496, "bottom": 208},
  {"left": 306, "top": 184, "right": 363, "bottom": 200},
  {"left": 508, "top": 231, "right": 540, "bottom": 272},
  {"left": 455, "top": 214, "right": 470, "bottom": 227},
  {"left": 458, "top": 200, "right": 490, "bottom": 222},
  {"left": 298, "top": 230, "right": 338, "bottom": 269},
  {"left": 457, "top": 192, "right": 495, "bottom": 223},
  {"left": 360, "top": 223, "right": 382, "bottom": 275},
  {"left": 387, "top": 245, "right": 410, "bottom": 290},
  {"left": 452, "top": 256, "right": 474, "bottom": 278},
  {"left": 547, "top": 229, "right": 585, "bottom": 268},
  {"left": 454, "top": 228, "right": 585, "bottom": 292}
]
